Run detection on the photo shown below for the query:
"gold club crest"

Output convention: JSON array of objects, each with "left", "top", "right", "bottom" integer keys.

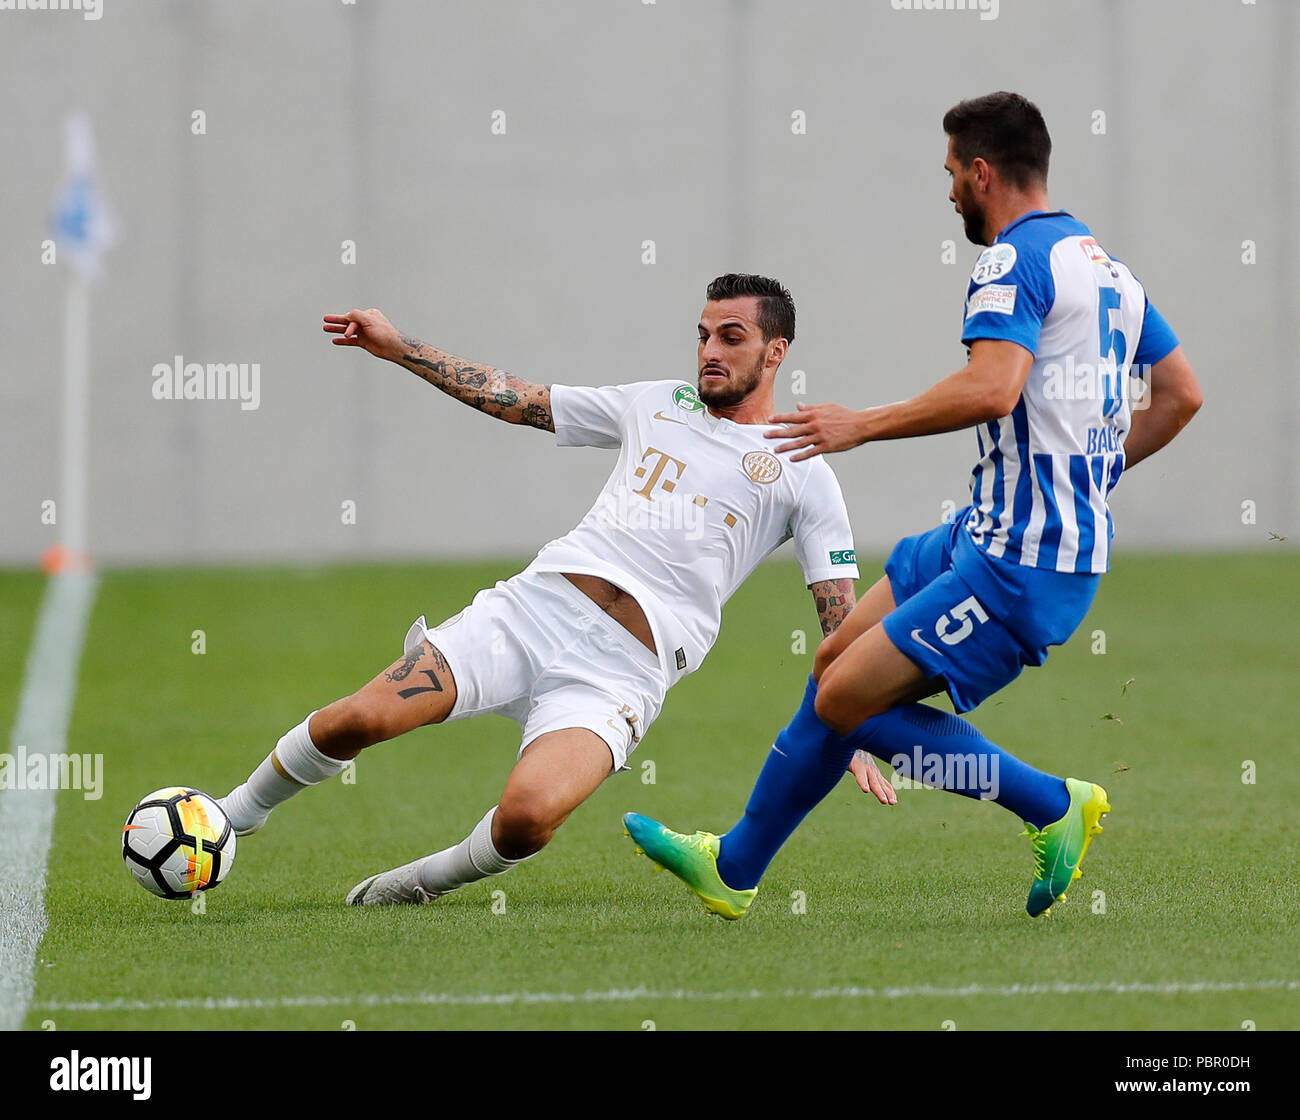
[{"left": 742, "top": 450, "right": 782, "bottom": 484}]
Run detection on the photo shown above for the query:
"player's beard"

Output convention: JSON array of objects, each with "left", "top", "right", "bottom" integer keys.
[
  {"left": 956, "top": 181, "right": 989, "bottom": 246},
  {"left": 698, "top": 352, "right": 767, "bottom": 409}
]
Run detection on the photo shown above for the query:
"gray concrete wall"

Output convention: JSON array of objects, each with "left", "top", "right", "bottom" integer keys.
[{"left": 1, "top": 0, "right": 1295, "bottom": 565}]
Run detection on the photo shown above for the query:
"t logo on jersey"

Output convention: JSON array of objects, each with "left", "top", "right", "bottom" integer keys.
[
  {"left": 829, "top": 549, "right": 856, "bottom": 565},
  {"left": 633, "top": 446, "right": 687, "bottom": 500}
]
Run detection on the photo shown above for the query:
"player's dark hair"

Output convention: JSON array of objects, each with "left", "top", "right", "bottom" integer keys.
[
  {"left": 943, "top": 91, "right": 1051, "bottom": 190},
  {"left": 705, "top": 273, "right": 796, "bottom": 344}
]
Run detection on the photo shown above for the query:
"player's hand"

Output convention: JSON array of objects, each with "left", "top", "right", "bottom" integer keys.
[
  {"left": 323, "top": 308, "right": 404, "bottom": 363},
  {"left": 849, "top": 749, "right": 898, "bottom": 806},
  {"left": 766, "top": 402, "right": 869, "bottom": 461}
]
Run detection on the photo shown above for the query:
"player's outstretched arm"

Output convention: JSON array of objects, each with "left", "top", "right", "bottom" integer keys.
[
  {"left": 323, "top": 308, "right": 554, "bottom": 431},
  {"left": 1122, "top": 346, "right": 1202, "bottom": 469},
  {"left": 767, "top": 339, "right": 1032, "bottom": 461}
]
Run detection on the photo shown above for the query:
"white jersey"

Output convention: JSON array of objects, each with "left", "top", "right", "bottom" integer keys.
[{"left": 527, "top": 379, "right": 860, "bottom": 686}]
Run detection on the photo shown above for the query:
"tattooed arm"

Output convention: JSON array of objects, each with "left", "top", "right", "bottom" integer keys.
[
  {"left": 394, "top": 334, "right": 555, "bottom": 430},
  {"left": 809, "top": 578, "right": 857, "bottom": 638},
  {"left": 322, "top": 307, "right": 554, "bottom": 431},
  {"left": 810, "top": 576, "right": 896, "bottom": 805}
]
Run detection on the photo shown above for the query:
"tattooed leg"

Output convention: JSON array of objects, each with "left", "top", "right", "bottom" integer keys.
[
  {"left": 309, "top": 640, "right": 458, "bottom": 760},
  {"left": 221, "top": 631, "right": 459, "bottom": 836}
]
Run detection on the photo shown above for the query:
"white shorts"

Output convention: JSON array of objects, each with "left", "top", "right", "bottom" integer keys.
[{"left": 403, "top": 569, "right": 667, "bottom": 771}]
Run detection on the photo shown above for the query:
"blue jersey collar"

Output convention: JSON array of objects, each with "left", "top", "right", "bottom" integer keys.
[{"left": 995, "top": 209, "right": 1072, "bottom": 241}]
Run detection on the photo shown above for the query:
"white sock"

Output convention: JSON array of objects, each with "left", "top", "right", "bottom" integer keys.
[
  {"left": 417, "top": 806, "right": 529, "bottom": 894},
  {"left": 222, "top": 712, "right": 345, "bottom": 831}
]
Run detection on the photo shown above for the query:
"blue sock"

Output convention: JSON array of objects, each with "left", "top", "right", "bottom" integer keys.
[
  {"left": 716, "top": 676, "right": 857, "bottom": 891},
  {"left": 845, "top": 704, "right": 1068, "bottom": 829}
]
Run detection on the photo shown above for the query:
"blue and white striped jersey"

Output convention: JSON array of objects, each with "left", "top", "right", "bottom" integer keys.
[{"left": 960, "top": 211, "right": 1179, "bottom": 574}]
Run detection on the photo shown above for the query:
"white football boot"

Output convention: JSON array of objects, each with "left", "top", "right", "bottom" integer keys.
[{"left": 346, "top": 858, "right": 445, "bottom": 906}]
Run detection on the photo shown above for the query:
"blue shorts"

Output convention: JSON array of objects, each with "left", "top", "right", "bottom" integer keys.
[{"left": 881, "top": 510, "right": 1100, "bottom": 712}]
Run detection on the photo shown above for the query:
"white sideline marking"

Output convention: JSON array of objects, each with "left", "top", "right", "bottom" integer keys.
[
  {"left": 0, "top": 572, "right": 98, "bottom": 1032},
  {"left": 32, "top": 978, "right": 1300, "bottom": 1014}
]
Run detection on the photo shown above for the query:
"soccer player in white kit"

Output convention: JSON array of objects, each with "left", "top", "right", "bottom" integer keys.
[{"left": 219, "top": 274, "right": 873, "bottom": 905}]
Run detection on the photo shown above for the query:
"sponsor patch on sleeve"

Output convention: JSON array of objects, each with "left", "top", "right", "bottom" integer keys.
[
  {"left": 970, "top": 243, "right": 1017, "bottom": 284},
  {"left": 829, "top": 549, "right": 856, "bottom": 565},
  {"left": 965, "top": 283, "right": 1017, "bottom": 318}
]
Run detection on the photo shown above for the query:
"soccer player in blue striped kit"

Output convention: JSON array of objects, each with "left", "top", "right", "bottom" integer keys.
[{"left": 626, "top": 91, "right": 1204, "bottom": 918}]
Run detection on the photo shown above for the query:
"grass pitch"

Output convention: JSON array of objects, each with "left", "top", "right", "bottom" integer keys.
[{"left": 9, "top": 553, "right": 1299, "bottom": 1030}]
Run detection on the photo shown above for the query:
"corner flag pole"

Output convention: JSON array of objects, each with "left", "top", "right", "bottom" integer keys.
[
  {"left": 47, "top": 112, "right": 117, "bottom": 574},
  {"left": 59, "top": 272, "right": 90, "bottom": 563}
]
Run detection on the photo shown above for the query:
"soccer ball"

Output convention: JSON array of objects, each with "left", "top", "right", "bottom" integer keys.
[{"left": 122, "top": 787, "right": 236, "bottom": 899}]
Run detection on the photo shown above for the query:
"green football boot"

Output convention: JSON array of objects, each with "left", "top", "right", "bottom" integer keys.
[
  {"left": 1023, "top": 777, "right": 1111, "bottom": 917},
  {"left": 623, "top": 812, "right": 757, "bottom": 920}
]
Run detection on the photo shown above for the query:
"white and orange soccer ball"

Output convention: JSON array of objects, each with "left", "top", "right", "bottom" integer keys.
[{"left": 122, "top": 787, "right": 236, "bottom": 898}]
